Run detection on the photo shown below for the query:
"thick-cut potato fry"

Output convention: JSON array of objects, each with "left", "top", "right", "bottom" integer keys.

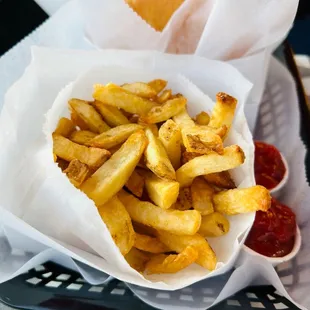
[
  {"left": 70, "top": 130, "right": 97, "bottom": 145},
  {"left": 143, "top": 171, "right": 179, "bottom": 209},
  {"left": 63, "top": 159, "right": 90, "bottom": 187},
  {"left": 195, "top": 111, "right": 210, "bottom": 126},
  {"left": 125, "top": 169, "right": 145, "bottom": 197},
  {"left": 93, "top": 83, "right": 157, "bottom": 115},
  {"left": 173, "top": 107, "right": 195, "bottom": 128},
  {"left": 176, "top": 145, "right": 245, "bottom": 187},
  {"left": 133, "top": 222, "right": 157, "bottom": 236},
  {"left": 203, "top": 171, "right": 236, "bottom": 189},
  {"left": 213, "top": 185, "right": 271, "bottom": 215},
  {"left": 208, "top": 92, "right": 237, "bottom": 135},
  {"left": 122, "top": 82, "right": 157, "bottom": 99},
  {"left": 134, "top": 233, "right": 169, "bottom": 253},
  {"left": 53, "top": 134, "right": 110, "bottom": 169},
  {"left": 142, "top": 97, "right": 187, "bottom": 124},
  {"left": 198, "top": 212, "right": 230, "bottom": 237},
  {"left": 208, "top": 125, "right": 228, "bottom": 139},
  {"left": 181, "top": 151, "right": 201, "bottom": 165},
  {"left": 145, "top": 246, "right": 198, "bottom": 274},
  {"left": 87, "top": 124, "right": 143, "bottom": 149},
  {"left": 176, "top": 187, "right": 192, "bottom": 210},
  {"left": 147, "top": 79, "right": 167, "bottom": 94},
  {"left": 54, "top": 117, "right": 76, "bottom": 137},
  {"left": 138, "top": 119, "right": 158, "bottom": 136},
  {"left": 98, "top": 196, "right": 135, "bottom": 255},
  {"left": 158, "top": 120, "right": 182, "bottom": 169},
  {"left": 69, "top": 99, "right": 110, "bottom": 133},
  {"left": 81, "top": 130, "right": 147, "bottom": 205},
  {"left": 53, "top": 153, "right": 57, "bottom": 162},
  {"left": 157, "top": 230, "right": 217, "bottom": 271},
  {"left": 91, "top": 100, "right": 130, "bottom": 127},
  {"left": 125, "top": 248, "right": 150, "bottom": 272},
  {"left": 118, "top": 190, "right": 201, "bottom": 235},
  {"left": 157, "top": 89, "right": 172, "bottom": 104},
  {"left": 191, "top": 178, "right": 214, "bottom": 215},
  {"left": 144, "top": 127, "right": 176, "bottom": 180},
  {"left": 70, "top": 110, "right": 89, "bottom": 130}
]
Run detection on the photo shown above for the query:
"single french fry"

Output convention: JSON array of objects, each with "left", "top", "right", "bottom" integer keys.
[
  {"left": 191, "top": 178, "right": 214, "bottom": 215},
  {"left": 173, "top": 107, "right": 195, "bottom": 128},
  {"left": 213, "top": 185, "right": 271, "bottom": 215},
  {"left": 118, "top": 190, "right": 201, "bottom": 235},
  {"left": 145, "top": 246, "right": 198, "bottom": 274},
  {"left": 198, "top": 212, "right": 230, "bottom": 237},
  {"left": 195, "top": 111, "right": 210, "bottom": 126},
  {"left": 158, "top": 120, "right": 182, "bottom": 169},
  {"left": 144, "top": 127, "right": 176, "bottom": 180},
  {"left": 125, "top": 169, "right": 145, "bottom": 198},
  {"left": 98, "top": 196, "right": 135, "bottom": 255},
  {"left": 69, "top": 99, "right": 110, "bottom": 133},
  {"left": 53, "top": 153, "right": 57, "bottom": 162},
  {"left": 176, "top": 187, "right": 192, "bottom": 210},
  {"left": 157, "top": 89, "right": 172, "bottom": 103},
  {"left": 70, "top": 110, "right": 89, "bottom": 130},
  {"left": 122, "top": 82, "right": 157, "bottom": 99},
  {"left": 138, "top": 119, "right": 158, "bottom": 136},
  {"left": 81, "top": 130, "right": 147, "bottom": 205},
  {"left": 203, "top": 171, "right": 236, "bottom": 189},
  {"left": 181, "top": 151, "right": 201, "bottom": 165},
  {"left": 157, "top": 230, "right": 217, "bottom": 271},
  {"left": 133, "top": 222, "right": 157, "bottom": 237},
  {"left": 92, "top": 100, "right": 130, "bottom": 127},
  {"left": 147, "top": 79, "right": 167, "bottom": 94},
  {"left": 176, "top": 145, "right": 245, "bottom": 187},
  {"left": 53, "top": 134, "right": 110, "bottom": 169},
  {"left": 70, "top": 130, "right": 97, "bottom": 145},
  {"left": 63, "top": 159, "right": 90, "bottom": 187},
  {"left": 54, "top": 117, "right": 76, "bottom": 137},
  {"left": 87, "top": 124, "right": 143, "bottom": 149},
  {"left": 93, "top": 83, "right": 157, "bottom": 115},
  {"left": 134, "top": 233, "right": 169, "bottom": 254},
  {"left": 125, "top": 247, "right": 151, "bottom": 272}
]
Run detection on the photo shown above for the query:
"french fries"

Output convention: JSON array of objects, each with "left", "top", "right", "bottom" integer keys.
[
  {"left": 118, "top": 190, "right": 201, "bottom": 235},
  {"left": 63, "top": 159, "right": 90, "bottom": 187},
  {"left": 81, "top": 130, "right": 147, "bottom": 205},
  {"left": 158, "top": 120, "right": 182, "bottom": 169},
  {"left": 93, "top": 83, "right": 157, "bottom": 115},
  {"left": 157, "top": 89, "right": 172, "bottom": 104},
  {"left": 213, "top": 185, "right": 271, "bottom": 215},
  {"left": 125, "top": 248, "right": 150, "bottom": 272},
  {"left": 145, "top": 246, "right": 198, "bottom": 274},
  {"left": 125, "top": 169, "right": 145, "bottom": 197},
  {"left": 87, "top": 124, "right": 143, "bottom": 149},
  {"left": 53, "top": 134, "right": 110, "bottom": 169},
  {"left": 198, "top": 212, "right": 230, "bottom": 237},
  {"left": 147, "top": 79, "right": 167, "bottom": 94},
  {"left": 157, "top": 230, "right": 217, "bottom": 271},
  {"left": 173, "top": 107, "right": 196, "bottom": 128},
  {"left": 203, "top": 171, "right": 236, "bottom": 189},
  {"left": 175, "top": 187, "right": 192, "bottom": 210},
  {"left": 70, "top": 110, "right": 89, "bottom": 130},
  {"left": 122, "top": 82, "right": 157, "bottom": 99},
  {"left": 98, "top": 196, "right": 135, "bottom": 255},
  {"left": 69, "top": 99, "right": 110, "bottom": 133},
  {"left": 195, "top": 111, "right": 210, "bottom": 126},
  {"left": 54, "top": 117, "right": 75, "bottom": 137},
  {"left": 134, "top": 233, "right": 169, "bottom": 253},
  {"left": 181, "top": 151, "right": 201, "bottom": 165},
  {"left": 70, "top": 130, "right": 97, "bottom": 145},
  {"left": 191, "top": 178, "right": 214, "bottom": 215},
  {"left": 176, "top": 145, "right": 245, "bottom": 187},
  {"left": 144, "top": 127, "right": 176, "bottom": 180}
]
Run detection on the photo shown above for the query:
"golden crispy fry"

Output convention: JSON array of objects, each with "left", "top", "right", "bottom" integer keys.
[
  {"left": 87, "top": 124, "right": 143, "bottom": 149},
  {"left": 176, "top": 187, "right": 192, "bottom": 210},
  {"left": 144, "top": 127, "right": 176, "bottom": 180},
  {"left": 70, "top": 110, "right": 89, "bottom": 130},
  {"left": 93, "top": 83, "right": 157, "bottom": 115},
  {"left": 135, "top": 233, "right": 169, "bottom": 253},
  {"left": 70, "top": 130, "right": 97, "bottom": 145},
  {"left": 125, "top": 169, "right": 145, "bottom": 198},
  {"left": 203, "top": 171, "right": 236, "bottom": 189},
  {"left": 69, "top": 99, "right": 110, "bottom": 133},
  {"left": 54, "top": 117, "right": 76, "bottom": 137},
  {"left": 181, "top": 151, "right": 201, "bottom": 165},
  {"left": 129, "top": 114, "right": 139, "bottom": 123},
  {"left": 118, "top": 190, "right": 201, "bottom": 235},
  {"left": 133, "top": 222, "right": 157, "bottom": 236},
  {"left": 63, "top": 159, "right": 90, "bottom": 187},
  {"left": 98, "top": 196, "right": 135, "bottom": 255},
  {"left": 147, "top": 79, "right": 167, "bottom": 94},
  {"left": 122, "top": 82, "right": 157, "bottom": 99},
  {"left": 157, "top": 230, "right": 217, "bottom": 271},
  {"left": 125, "top": 247, "right": 151, "bottom": 272},
  {"left": 145, "top": 246, "right": 198, "bottom": 274},
  {"left": 208, "top": 125, "right": 228, "bottom": 139},
  {"left": 142, "top": 171, "right": 179, "bottom": 209},
  {"left": 81, "top": 130, "right": 147, "bottom": 205},
  {"left": 142, "top": 97, "right": 187, "bottom": 124},
  {"left": 91, "top": 100, "right": 130, "bottom": 127},
  {"left": 213, "top": 185, "right": 271, "bottom": 215},
  {"left": 56, "top": 158, "right": 69, "bottom": 171},
  {"left": 138, "top": 119, "right": 158, "bottom": 136},
  {"left": 53, "top": 134, "right": 110, "bottom": 169},
  {"left": 173, "top": 107, "right": 195, "bottom": 128},
  {"left": 53, "top": 153, "right": 57, "bottom": 162},
  {"left": 191, "top": 178, "right": 214, "bottom": 215},
  {"left": 209, "top": 92, "right": 237, "bottom": 136},
  {"left": 176, "top": 145, "right": 245, "bottom": 187},
  {"left": 195, "top": 111, "right": 210, "bottom": 126},
  {"left": 157, "top": 89, "right": 172, "bottom": 104},
  {"left": 198, "top": 212, "right": 230, "bottom": 237},
  {"left": 158, "top": 120, "right": 182, "bottom": 169}
]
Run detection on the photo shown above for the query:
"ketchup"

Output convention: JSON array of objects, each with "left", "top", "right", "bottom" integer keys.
[
  {"left": 245, "top": 198, "right": 296, "bottom": 257},
  {"left": 254, "top": 141, "right": 286, "bottom": 190}
]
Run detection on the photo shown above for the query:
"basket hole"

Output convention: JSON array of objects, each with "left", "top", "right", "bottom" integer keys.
[
  {"left": 182, "top": 287, "right": 192, "bottom": 293},
  {"left": 246, "top": 292, "right": 258, "bottom": 299},
  {"left": 156, "top": 292, "right": 170, "bottom": 299},
  {"left": 89, "top": 286, "right": 104, "bottom": 293},
  {"left": 134, "top": 289, "right": 148, "bottom": 296},
  {"left": 111, "top": 288, "right": 125, "bottom": 295},
  {"left": 34, "top": 265, "right": 45, "bottom": 272},
  {"left": 227, "top": 299, "right": 241, "bottom": 306},
  {"left": 267, "top": 294, "right": 275, "bottom": 300},
  {"left": 67, "top": 283, "right": 83, "bottom": 290},
  {"left": 203, "top": 297, "right": 215, "bottom": 303},
  {"left": 56, "top": 274, "right": 71, "bottom": 281},
  {"left": 250, "top": 301, "right": 265, "bottom": 308},
  {"left": 180, "top": 294, "right": 193, "bottom": 301},
  {"left": 26, "top": 277, "right": 42, "bottom": 285},
  {"left": 76, "top": 277, "right": 86, "bottom": 283},
  {"left": 201, "top": 288, "right": 213, "bottom": 295},
  {"left": 46, "top": 281, "right": 62, "bottom": 288},
  {"left": 275, "top": 303, "right": 288, "bottom": 309},
  {"left": 42, "top": 272, "right": 52, "bottom": 278}
]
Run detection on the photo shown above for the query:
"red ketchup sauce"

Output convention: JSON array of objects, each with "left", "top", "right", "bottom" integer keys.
[
  {"left": 254, "top": 141, "right": 286, "bottom": 190},
  {"left": 245, "top": 198, "right": 296, "bottom": 257}
]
